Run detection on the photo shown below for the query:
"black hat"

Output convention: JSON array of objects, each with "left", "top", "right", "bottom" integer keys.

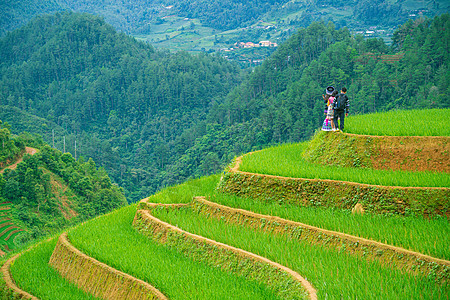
[{"left": 326, "top": 86, "right": 335, "bottom": 95}]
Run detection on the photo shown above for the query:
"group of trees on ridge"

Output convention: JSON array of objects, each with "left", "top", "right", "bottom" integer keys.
[
  {"left": 0, "top": 12, "right": 448, "bottom": 202},
  {"left": 0, "top": 122, "right": 127, "bottom": 247},
  {"left": 0, "top": 121, "right": 25, "bottom": 169}
]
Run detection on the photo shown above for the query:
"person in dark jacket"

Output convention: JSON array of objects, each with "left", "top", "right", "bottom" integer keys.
[{"left": 333, "top": 87, "right": 349, "bottom": 131}]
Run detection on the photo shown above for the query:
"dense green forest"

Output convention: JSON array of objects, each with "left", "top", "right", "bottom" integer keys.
[
  {"left": 0, "top": 12, "right": 449, "bottom": 202},
  {"left": 0, "top": 122, "right": 127, "bottom": 248},
  {"left": 0, "top": 12, "right": 243, "bottom": 201}
]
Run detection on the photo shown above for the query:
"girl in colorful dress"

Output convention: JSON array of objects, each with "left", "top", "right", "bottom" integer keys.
[
  {"left": 327, "top": 90, "right": 338, "bottom": 131},
  {"left": 321, "top": 86, "right": 335, "bottom": 131}
]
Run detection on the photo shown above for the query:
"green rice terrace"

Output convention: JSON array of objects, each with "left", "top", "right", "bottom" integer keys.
[{"left": 1, "top": 109, "right": 449, "bottom": 299}]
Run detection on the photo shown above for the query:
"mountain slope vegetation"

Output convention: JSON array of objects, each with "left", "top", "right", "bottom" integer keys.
[
  {"left": 0, "top": 122, "right": 127, "bottom": 251},
  {"left": 0, "top": 11, "right": 242, "bottom": 201},
  {"left": 207, "top": 14, "right": 449, "bottom": 143},
  {"left": 0, "top": 13, "right": 449, "bottom": 202}
]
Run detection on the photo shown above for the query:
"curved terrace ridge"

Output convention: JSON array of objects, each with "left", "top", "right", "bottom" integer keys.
[
  {"left": 49, "top": 232, "right": 168, "bottom": 300},
  {"left": 219, "top": 147, "right": 449, "bottom": 217},
  {"left": 185, "top": 196, "right": 449, "bottom": 282},
  {"left": 1, "top": 253, "right": 39, "bottom": 299},
  {"left": 133, "top": 202, "right": 318, "bottom": 300},
  {"left": 231, "top": 154, "right": 449, "bottom": 191}
]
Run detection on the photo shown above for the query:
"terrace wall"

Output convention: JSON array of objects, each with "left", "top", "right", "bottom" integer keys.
[
  {"left": 133, "top": 204, "right": 317, "bottom": 300},
  {"left": 49, "top": 232, "right": 167, "bottom": 300},
  {"left": 190, "top": 197, "right": 450, "bottom": 283},
  {"left": 217, "top": 157, "right": 450, "bottom": 217}
]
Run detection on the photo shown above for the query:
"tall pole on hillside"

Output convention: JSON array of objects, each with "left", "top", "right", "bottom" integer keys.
[{"left": 63, "top": 136, "right": 66, "bottom": 153}]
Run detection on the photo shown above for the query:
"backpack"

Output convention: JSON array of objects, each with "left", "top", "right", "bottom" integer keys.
[{"left": 334, "top": 93, "right": 346, "bottom": 111}]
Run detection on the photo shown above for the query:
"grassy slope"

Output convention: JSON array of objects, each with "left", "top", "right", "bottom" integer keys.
[
  {"left": 6, "top": 174, "right": 449, "bottom": 298},
  {"left": 9, "top": 237, "right": 99, "bottom": 300},
  {"left": 345, "top": 109, "right": 450, "bottom": 136},
  {"left": 4, "top": 109, "right": 450, "bottom": 298}
]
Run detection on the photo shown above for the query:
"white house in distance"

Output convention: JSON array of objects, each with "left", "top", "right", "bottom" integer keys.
[
  {"left": 259, "top": 40, "right": 278, "bottom": 47},
  {"left": 234, "top": 41, "right": 278, "bottom": 48}
]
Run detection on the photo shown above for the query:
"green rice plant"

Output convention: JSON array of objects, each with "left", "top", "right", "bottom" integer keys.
[
  {"left": 68, "top": 204, "right": 283, "bottom": 300},
  {"left": 142, "top": 174, "right": 221, "bottom": 205},
  {"left": 9, "top": 237, "right": 99, "bottom": 300},
  {"left": 208, "top": 193, "right": 450, "bottom": 261},
  {"left": 152, "top": 205, "right": 449, "bottom": 299},
  {"left": 239, "top": 142, "right": 450, "bottom": 187},
  {"left": 345, "top": 109, "right": 450, "bottom": 136},
  {"left": 146, "top": 176, "right": 449, "bottom": 260}
]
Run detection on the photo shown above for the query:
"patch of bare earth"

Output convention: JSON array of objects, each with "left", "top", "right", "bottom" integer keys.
[
  {"left": 0, "top": 147, "right": 38, "bottom": 173},
  {"left": 49, "top": 175, "right": 78, "bottom": 220},
  {"left": 347, "top": 134, "right": 450, "bottom": 173}
]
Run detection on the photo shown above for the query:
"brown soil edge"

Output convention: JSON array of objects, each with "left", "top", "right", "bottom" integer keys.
[
  {"left": 133, "top": 203, "right": 317, "bottom": 300},
  {"left": 190, "top": 197, "right": 450, "bottom": 283},
  {"left": 307, "top": 132, "right": 450, "bottom": 173},
  {"left": 0, "top": 254, "right": 38, "bottom": 299},
  {"left": 49, "top": 232, "right": 168, "bottom": 300}
]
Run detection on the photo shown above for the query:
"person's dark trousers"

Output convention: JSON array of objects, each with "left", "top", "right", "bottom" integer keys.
[{"left": 334, "top": 110, "right": 346, "bottom": 131}]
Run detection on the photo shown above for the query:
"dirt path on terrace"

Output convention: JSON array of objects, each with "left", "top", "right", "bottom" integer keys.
[{"left": 0, "top": 147, "right": 38, "bottom": 173}]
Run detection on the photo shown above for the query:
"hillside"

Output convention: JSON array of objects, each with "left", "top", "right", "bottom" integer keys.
[
  {"left": 0, "top": 11, "right": 243, "bottom": 201},
  {"left": 1, "top": 13, "right": 449, "bottom": 203},
  {"left": 199, "top": 13, "right": 450, "bottom": 152},
  {"left": 0, "top": 122, "right": 127, "bottom": 253},
  {"left": 1, "top": 109, "right": 448, "bottom": 299}
]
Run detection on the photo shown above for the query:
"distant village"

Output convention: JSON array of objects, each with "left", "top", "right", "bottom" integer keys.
[
  {"left": 220, "top": 40, "right": 278, "bottom": 53},
  {"left": 235, "top": 41, "right": 278, "bottom": 48}
]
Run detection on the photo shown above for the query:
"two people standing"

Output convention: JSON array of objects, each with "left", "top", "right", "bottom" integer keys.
[{"left": 322, "top": 86, "right": 349, "bottom": 132}]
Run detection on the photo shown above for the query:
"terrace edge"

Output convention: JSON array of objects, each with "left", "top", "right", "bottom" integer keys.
[{"left": 49, "top": 232, "right": 168, "bottom": 300}]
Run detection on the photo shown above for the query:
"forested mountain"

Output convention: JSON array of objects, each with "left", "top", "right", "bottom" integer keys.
[
  {"left": 2, "top": 0, "right": 448, "bottom": 67},
  {"left": 0, "top": 121, "right": 127, "bottom": 250},
  {"left": 1, "top": 12, "right": 448, "bottom": 202},
  {"left": 0, "top": 12, "right": 243, "bottom": 201}
]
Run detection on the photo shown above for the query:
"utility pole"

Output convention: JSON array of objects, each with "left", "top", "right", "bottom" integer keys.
[{"left": 63, "top": 136, "right": 66, "bottom": 153}]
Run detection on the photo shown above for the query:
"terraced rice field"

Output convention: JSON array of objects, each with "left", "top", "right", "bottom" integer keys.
[
  {"left": 1, "top": 110, "right": 449, "bottom": 299},
  {"left": 0, "top": 202, "right": 23, "bottom": 252}
]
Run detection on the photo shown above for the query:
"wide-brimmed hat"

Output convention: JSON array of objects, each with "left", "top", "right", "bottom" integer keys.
[{"left": 326, "top": 86, "right": 335, "bottom": 95}]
